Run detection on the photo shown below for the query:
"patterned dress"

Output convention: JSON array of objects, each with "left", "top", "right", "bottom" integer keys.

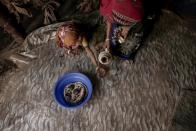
[{"left": 99, "top": 0, "right": 144, "bottom": 25}]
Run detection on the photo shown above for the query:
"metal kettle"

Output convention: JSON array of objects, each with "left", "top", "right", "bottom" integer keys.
[{"left": 98, "top": 48, "right": 112, "bottom": 65}]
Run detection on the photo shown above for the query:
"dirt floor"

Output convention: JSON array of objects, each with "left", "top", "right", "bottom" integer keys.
[{"left": 0, "top": 11, "right": 196, "bottom": 131}]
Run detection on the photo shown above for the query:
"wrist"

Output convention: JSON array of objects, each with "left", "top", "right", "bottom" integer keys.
[{"left": 105, "top": 38, "right": 110, "bottom": 42}]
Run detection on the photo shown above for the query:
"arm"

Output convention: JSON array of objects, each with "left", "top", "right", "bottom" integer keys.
[
  {"left": 103, "top": 20, "right": 112, "bottom": 49},
  {"left": 105, "top": 20, "right": 112, "bottom": 41},
  {"left": 82, "top": 37, "right": 98, "bottom": 67},
  {"left": 82, "top": 37, "right": 107, "bottom": 77},
  {"left": 84, "top": 46, "right": 98, "bottom": 67}
]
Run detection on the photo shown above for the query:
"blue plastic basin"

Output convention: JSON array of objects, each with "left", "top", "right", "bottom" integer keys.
[{"left": 54, "top": 72, "right": 93, "bottom": 109}]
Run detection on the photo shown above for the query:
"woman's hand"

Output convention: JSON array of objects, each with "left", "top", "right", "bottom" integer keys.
[{"left": 103, "top": 39, "right": 110, "bottom": 50}]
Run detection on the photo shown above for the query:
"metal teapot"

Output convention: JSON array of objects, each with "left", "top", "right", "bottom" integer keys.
[{"left": 98, "top": 48, "right": 112, "bottom": 65}]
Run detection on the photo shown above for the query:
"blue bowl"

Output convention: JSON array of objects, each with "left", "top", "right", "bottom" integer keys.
[{"left": 54, "top": 72, "right": 93, "bottom": 109}]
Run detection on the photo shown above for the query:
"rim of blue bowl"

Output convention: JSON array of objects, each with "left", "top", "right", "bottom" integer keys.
[{"left": 53, "top": 72, "right": 93, "bottom": 109}]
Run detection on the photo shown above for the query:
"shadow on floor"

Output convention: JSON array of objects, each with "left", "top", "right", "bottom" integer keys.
[{"left": 170, "top": 91, "right": 196, "bottom": 131}]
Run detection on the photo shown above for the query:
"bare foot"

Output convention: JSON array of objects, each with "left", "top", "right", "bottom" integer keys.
[{"left": 121, "top": 26, "right": 131, "bottom": 39}]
